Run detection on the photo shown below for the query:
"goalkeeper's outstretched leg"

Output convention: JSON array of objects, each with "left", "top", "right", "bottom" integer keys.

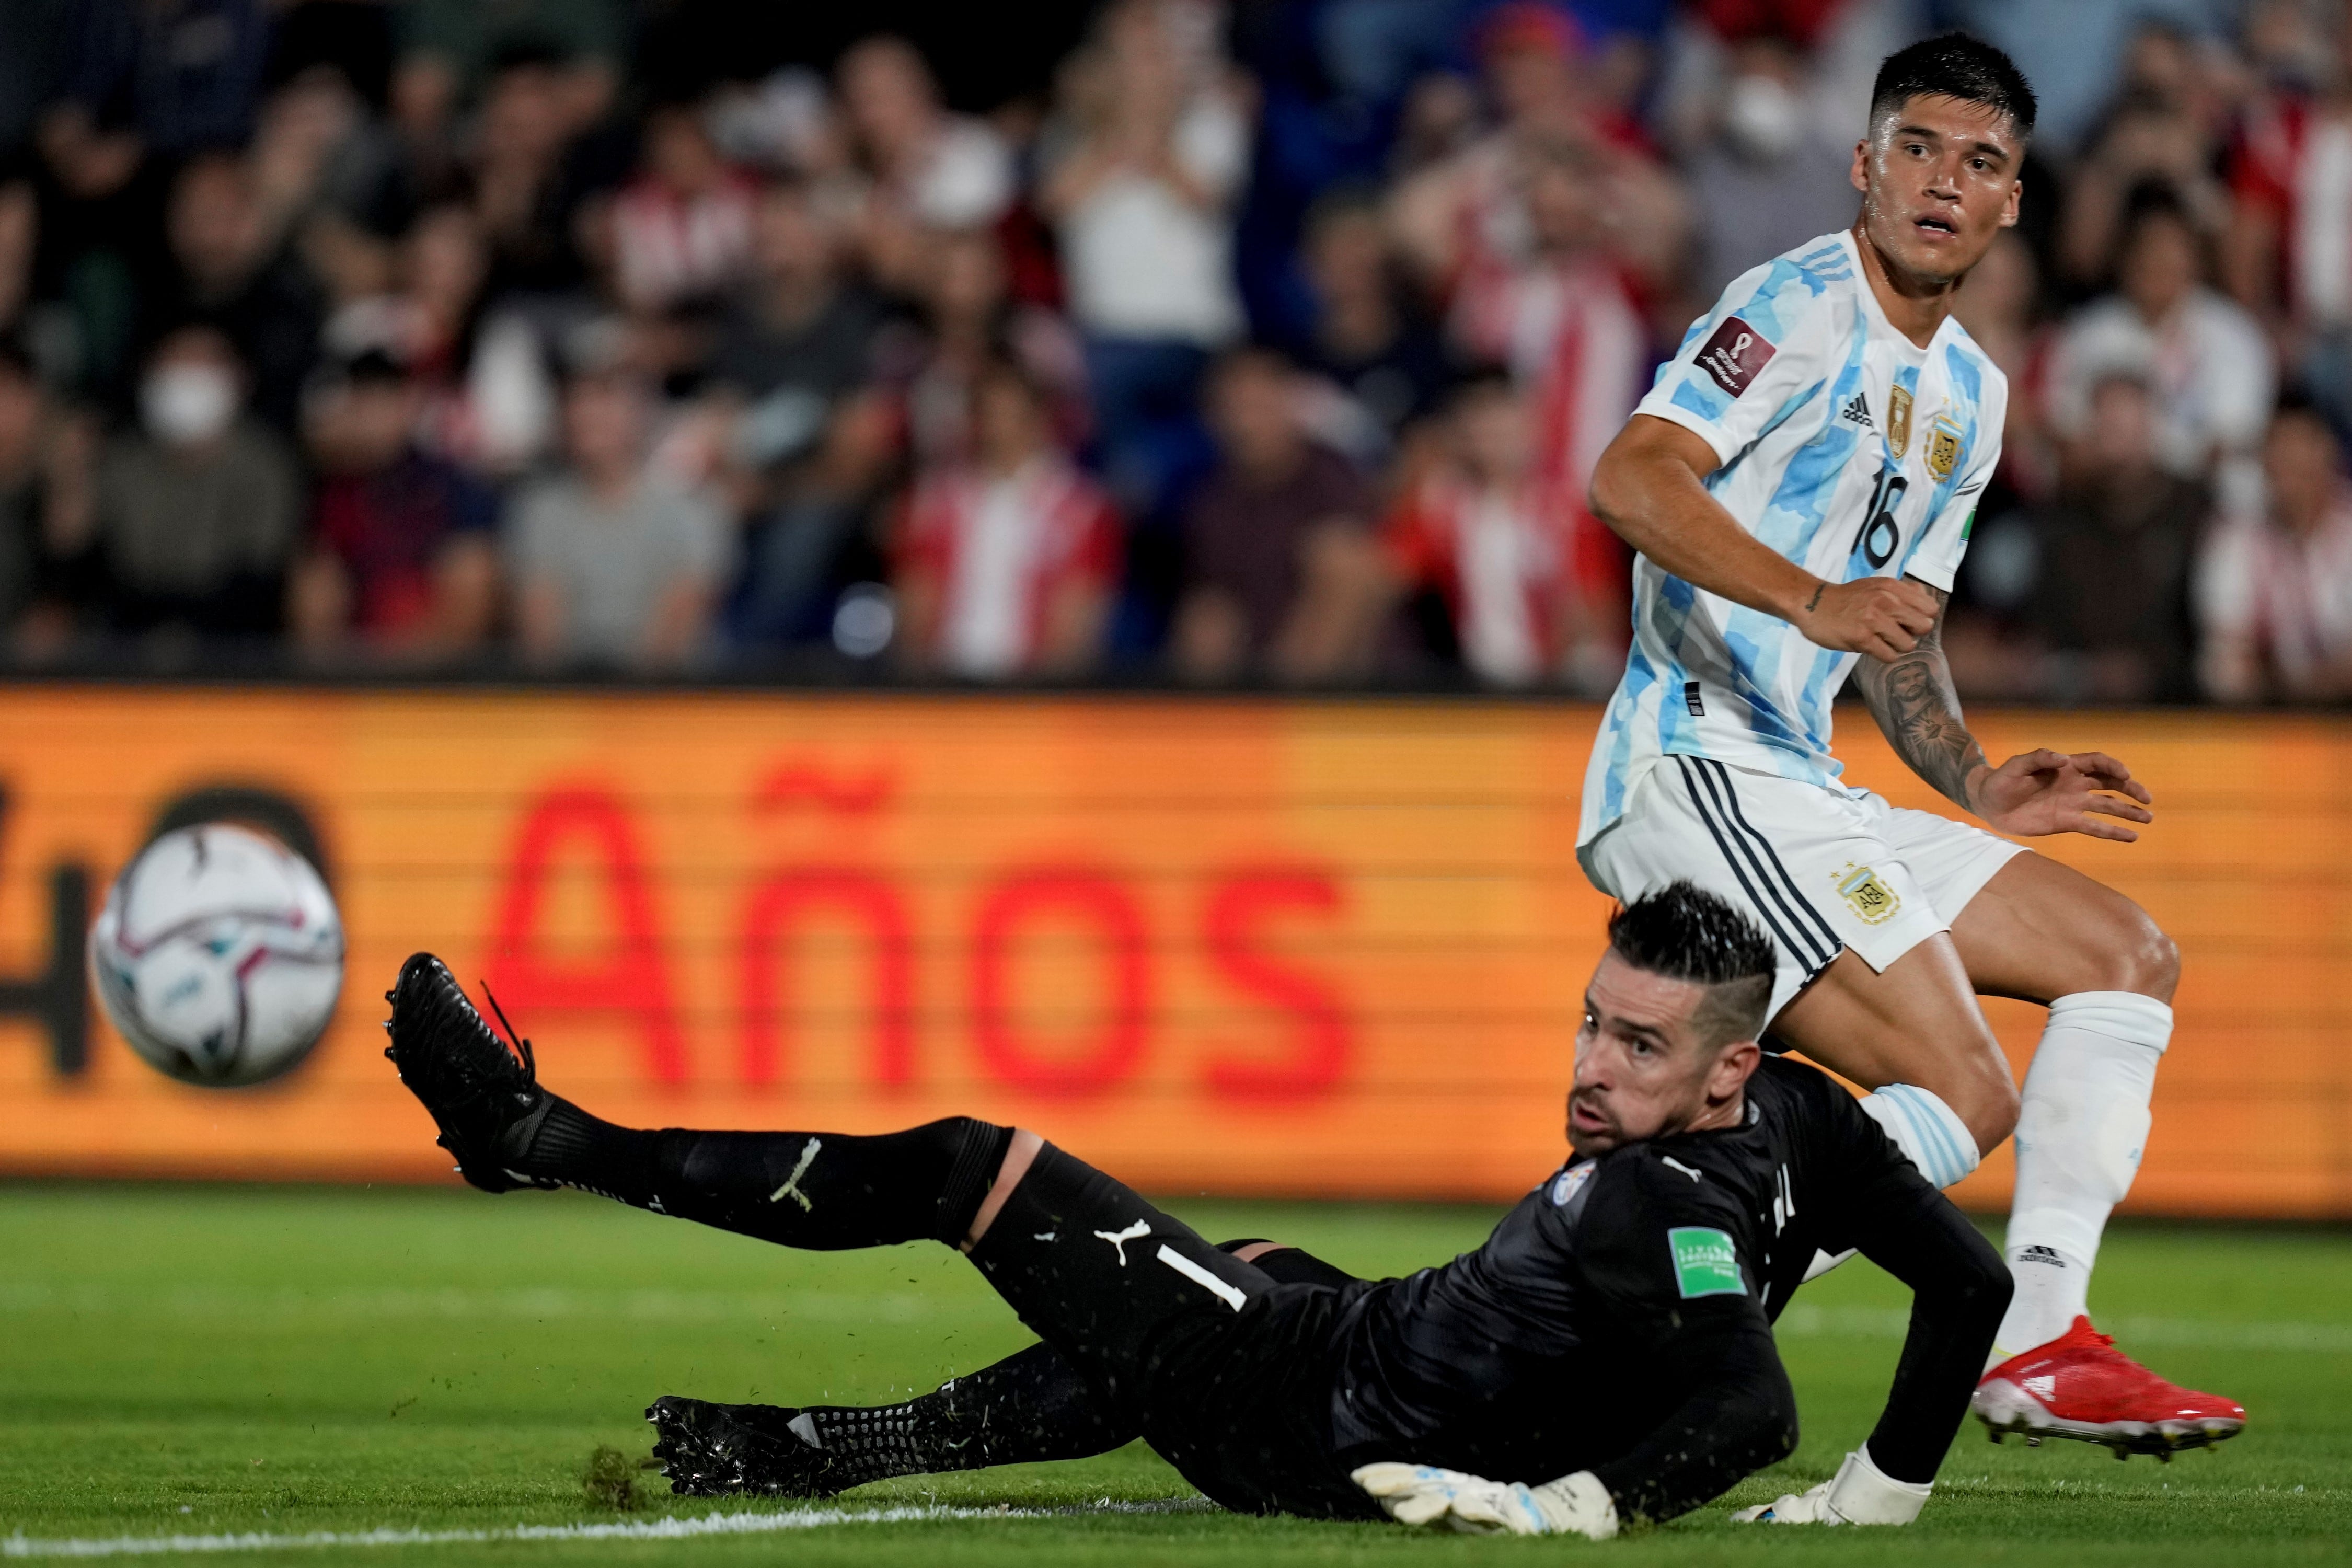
[{"left": 383, "top": 951, "right": 1383, "bottom": 1519}]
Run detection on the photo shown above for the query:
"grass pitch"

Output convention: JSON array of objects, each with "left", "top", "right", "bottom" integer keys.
[{"left": 1, "top": 1185, "right": 2346, "bottom": 1565}]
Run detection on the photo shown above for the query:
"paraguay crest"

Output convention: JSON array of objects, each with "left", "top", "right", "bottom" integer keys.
[
  {"left": 1927, "top": 413, "right": 1965, "bottom": 482},
  {"left": 1886, "top": 384, "right": 1913, "bottom": 456},
  {"left": 1833, "top": 862, "right": 1901, "bottom": 925}
]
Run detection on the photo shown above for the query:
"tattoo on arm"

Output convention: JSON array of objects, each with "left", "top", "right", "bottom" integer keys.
[
  {"left": 1851, "top": 585, "right": 1987, "bottom": 811},
  {"left": 1804, "top": 584, "right": 1824, "bottom": 614}
]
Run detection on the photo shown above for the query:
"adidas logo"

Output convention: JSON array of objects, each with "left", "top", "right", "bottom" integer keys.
[
  {"left": 2024, "top": 1374, "right": 2057, "bottom": 1400},
  {"left": 1840, "top": 392, "right": 1874, "bottom": 429},
  {"left": 2017, "top": 1245, "right": 2068, "bottom": 1269}
]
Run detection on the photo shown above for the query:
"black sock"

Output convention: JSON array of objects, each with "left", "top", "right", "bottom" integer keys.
[
  {"left": 789, "top": 1342, "right": 1135, "bottom": 1489},
  {"left": 519, "top": 1099, "right": 1012, "bottom": 1249}
]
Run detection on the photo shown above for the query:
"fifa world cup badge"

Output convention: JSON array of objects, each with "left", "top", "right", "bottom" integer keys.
[
  {"left": 1834, "top": 862, "right": 1902, "bottom": 925},
  {"left": 1927, "top": 415, "right": 1965, "bottom": 482},
  {"left": 1886, "top": 385, "right": 1913, "bottom": 456}
]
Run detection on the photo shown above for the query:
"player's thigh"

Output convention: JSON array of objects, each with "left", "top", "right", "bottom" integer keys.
[
  {"left": 966, "top": 1144, "right": 1270, "bottom": 1411},
  {"left": 1771, "top": 935, "right": 2020, "bottom": 1151},
  {"left": 1945, "top": 851, "right": 2180, "bottom": 1005}
]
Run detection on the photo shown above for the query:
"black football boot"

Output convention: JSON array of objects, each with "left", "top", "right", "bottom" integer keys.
[
  {"left": 647, "top": 1396, "right": 858, "bottom": 1498},
  {"left": 382, "top": 953, "right": 559, "bottom": 1193}
]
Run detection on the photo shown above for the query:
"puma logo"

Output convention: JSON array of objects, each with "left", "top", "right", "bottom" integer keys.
[
  {"left": 768, "top": 1137, "right": 822, "bottom": 1211},
  {"left": 1094, "top": 1218, "right": 1151, "bottom": 1265}
]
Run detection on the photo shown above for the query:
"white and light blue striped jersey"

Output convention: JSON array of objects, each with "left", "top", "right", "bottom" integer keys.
[{"left": 1578, "top": 228, "right": 2007, "bottom": 847}]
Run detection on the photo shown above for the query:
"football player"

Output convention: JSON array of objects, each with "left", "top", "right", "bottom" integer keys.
[
  {"left": 1578, "top": 31, "right": 2240, "bottom": 1454},
  {"left": 386, "top": 884, "right": 2009, "bottom": 1534}
]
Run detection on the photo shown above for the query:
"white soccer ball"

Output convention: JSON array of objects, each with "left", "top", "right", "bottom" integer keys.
[{"left": 87, "top": 823, "right": 345, "bottom": 1087}]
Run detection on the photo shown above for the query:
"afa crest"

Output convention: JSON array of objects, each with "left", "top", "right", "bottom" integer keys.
[
  {"left": 1833, "top": 862, "right": 1902, "bottom": 926},
  {"left": 1926, "top": 416, "right": 1965, "bottom": 482}
]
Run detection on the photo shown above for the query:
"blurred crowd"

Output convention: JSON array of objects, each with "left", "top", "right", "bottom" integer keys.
[{"left": 4, "top": 0, "right": 2352, "bottom": 702}]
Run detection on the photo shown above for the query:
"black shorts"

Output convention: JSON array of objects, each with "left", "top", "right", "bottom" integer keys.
[{"left": 966, "top": 1144, "right": 1381, "bottom": 1519}]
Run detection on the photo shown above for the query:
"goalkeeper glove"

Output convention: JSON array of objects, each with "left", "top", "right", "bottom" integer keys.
[
  {"left": 1352, "top": 1463, "right": 1619, "bottom": 1540},
  {"left": 1730, "top": 1445, "right": 1930, "bottom": 1526}
]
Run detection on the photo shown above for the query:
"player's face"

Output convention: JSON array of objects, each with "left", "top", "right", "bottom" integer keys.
[
  {"left": 1850, "top": 93, "right": 2021, "bottom": 286},
  {"left": 1568, "top": 952, "right": 1750, "bottom": 1155}
]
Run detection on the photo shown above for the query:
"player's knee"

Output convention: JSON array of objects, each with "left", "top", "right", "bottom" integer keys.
[
  {"left": 1947, "top": 1070, "right": 2019, "bottom": 1157},
  {"left": 2108, "top": 913, "right": 2180, "bottom": 1003},
  {"left": 2063, "top": 897, "right": 2178, "bottom": 1001},
  {"left": 914, "top": 1117, "right": 1018, "bottom": 1244}
]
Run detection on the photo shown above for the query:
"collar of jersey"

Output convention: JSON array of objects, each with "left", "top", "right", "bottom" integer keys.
[{"left": 1838, "top": 228, "right": 1949, "bottom": 367}]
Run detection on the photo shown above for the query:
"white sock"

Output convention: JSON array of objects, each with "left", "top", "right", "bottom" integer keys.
[
  {"left": 1996, "top": 991, "right": 2170, "bottom": 1355},
  {"left": 1860, "top": 1083, "right": 1982, "bottom": 1189}
]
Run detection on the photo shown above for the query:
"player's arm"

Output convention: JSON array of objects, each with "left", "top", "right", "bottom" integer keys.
[
  {"left": 1588, "top": 419, "right": 1939, "bottom": 662},
  {"left": 1356, "top": 1162, "right": 1799, "bottom": 1538},
  {"left": 1354, "top": 1300, "right": 1790, "bottom": 1539},
  {"left": 1737, "top": 1099, "right": 2011, "bottom": 1527},
  {"left": 1847, "top": 585, "right": 2156, "bottom": 840}
]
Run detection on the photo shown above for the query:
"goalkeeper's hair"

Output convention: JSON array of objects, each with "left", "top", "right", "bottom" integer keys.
[{"left": 1607, "top": 883, "right": 1775, "bottom": 1047}]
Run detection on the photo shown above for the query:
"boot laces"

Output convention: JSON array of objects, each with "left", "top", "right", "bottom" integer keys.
[{"left": 478, "top": 982, "right": 537, "bottom": 1083}]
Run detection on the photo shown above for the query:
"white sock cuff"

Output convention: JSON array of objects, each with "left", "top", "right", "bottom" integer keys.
[
  {"left": 2046, "top": 991, "right": 2173, "bottom": 1054},
  {"left": 1861, "top": 1084, "right": 1982, "bottom": 1189}
]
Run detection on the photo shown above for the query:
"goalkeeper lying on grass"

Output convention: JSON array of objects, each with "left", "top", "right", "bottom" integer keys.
[{"left": 385, "top": 882, "right": 2007, "bottom": 1536}]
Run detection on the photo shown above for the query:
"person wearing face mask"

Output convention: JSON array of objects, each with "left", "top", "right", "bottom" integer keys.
[
  {"left": 95, "top": 324, "right": 299, "bottom": 641},
  {"left": 1685, "top": 34, "right": 1871, "bottom": 299}
]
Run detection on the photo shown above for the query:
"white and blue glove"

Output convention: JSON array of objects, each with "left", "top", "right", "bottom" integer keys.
[
  {"left": 1352, "top": 1463, "right": 1619, "bottom": 1539},
  {"left": 1730, "top": 1446, "right": 1930, "bottom": 1526}
]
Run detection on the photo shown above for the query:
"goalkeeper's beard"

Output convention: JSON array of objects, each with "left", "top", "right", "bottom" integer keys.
[{"left": 1566, "top": 1088, "right": 1625, "bottom": 1157}]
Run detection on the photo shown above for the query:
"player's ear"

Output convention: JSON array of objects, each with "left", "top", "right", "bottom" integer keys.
[
  {"left": 1999, "top": 178, "right": 2022, "bottom": 228},
  {"left": 1850, "top": 139, "right": 1870, "bottom": 195},
  {"left": 1708, "top": 1037, "right": 1761, "bottom": 1104}
]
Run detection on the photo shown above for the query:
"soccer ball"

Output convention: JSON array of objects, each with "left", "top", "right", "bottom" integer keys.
[{"left": 88, "top": 823, "right": 345, "bottom": 1087}]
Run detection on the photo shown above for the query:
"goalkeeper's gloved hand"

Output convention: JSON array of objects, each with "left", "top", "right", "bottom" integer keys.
[
  {"left": 1730, "top": 1445, "right": 1930, "bottom": 1526},
  {"left": 1352, "top": 1462, "right": 1619, "bottom": 1540}
]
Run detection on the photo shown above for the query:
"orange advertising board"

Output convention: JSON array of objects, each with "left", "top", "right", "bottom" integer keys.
[{"left": 0, "top": 687, "right": 2343, "bottom": 1217}]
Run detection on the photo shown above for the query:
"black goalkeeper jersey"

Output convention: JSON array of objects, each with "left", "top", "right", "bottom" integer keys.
[{"left": 1314, "top": 1055, "right": 2001, "bottom": 1520}]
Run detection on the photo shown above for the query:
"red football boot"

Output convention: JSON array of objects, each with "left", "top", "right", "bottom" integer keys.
[{"left": 1972, "top": 1316, "right": 2247, "bottom": 1460}]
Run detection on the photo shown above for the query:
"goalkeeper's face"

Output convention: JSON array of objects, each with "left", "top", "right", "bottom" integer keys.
[{"left": 1567, "top": 952, "right": 1761, "bottom": 1157}]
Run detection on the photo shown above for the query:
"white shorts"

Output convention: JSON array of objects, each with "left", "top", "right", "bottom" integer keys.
[{"left": 1580, "top": 755, "right": 2028, "bottom": 1022}]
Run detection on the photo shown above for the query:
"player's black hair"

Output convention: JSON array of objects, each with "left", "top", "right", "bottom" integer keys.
[
  {"left": 1607, "top": 883, "right": 1775, "bottom": 1046},
  {"left": 1869, "top": 32, "right": 2037, "bottom": 144}
]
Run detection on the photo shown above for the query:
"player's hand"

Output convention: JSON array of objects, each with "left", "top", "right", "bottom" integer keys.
[
  {"left": 1730, "top": 1447, "right": 1930, "bottom": 1526},
  {"left": 1795, "top": 577, "right": 1940, "bottom": 661},
  {"left": 1969, "top": 749, "right": 2155, "bottom": 841},
  {"left": 1352, "top": 1463, "right": 1618, "bottom": 1539}
]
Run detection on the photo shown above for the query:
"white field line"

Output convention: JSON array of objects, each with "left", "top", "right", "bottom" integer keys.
[
  {"left": 1774, "top": 1302, "right": 2352, "bottom": 1354},
  {"left": 1, "top": 1501, "right": 1212, "bottom": 1559}
]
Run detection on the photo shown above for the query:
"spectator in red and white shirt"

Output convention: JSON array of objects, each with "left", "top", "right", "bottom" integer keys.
[
  {"left": 894, "top": 360, "right": 1120, "bottom": 680},
  {"left": 609, "top": 103, "right": 759, "bottom": 313},
  {"left": 2198, "top": 395, "right": 2352, "bottom": 704},
  {"left": 2229, "top": 20, "right": 2352, "bottom": 435},
  {"left": 1447, "top": 143, "right": 1649, "bottom": 543},
  {"left": 1384, "top": 372, "right": 1625, "bottom": 690}
]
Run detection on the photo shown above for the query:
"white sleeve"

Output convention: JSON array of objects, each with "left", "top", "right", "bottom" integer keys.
[{"left": 1633, "top": 261, "right": 1843, "bottom": 469}]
